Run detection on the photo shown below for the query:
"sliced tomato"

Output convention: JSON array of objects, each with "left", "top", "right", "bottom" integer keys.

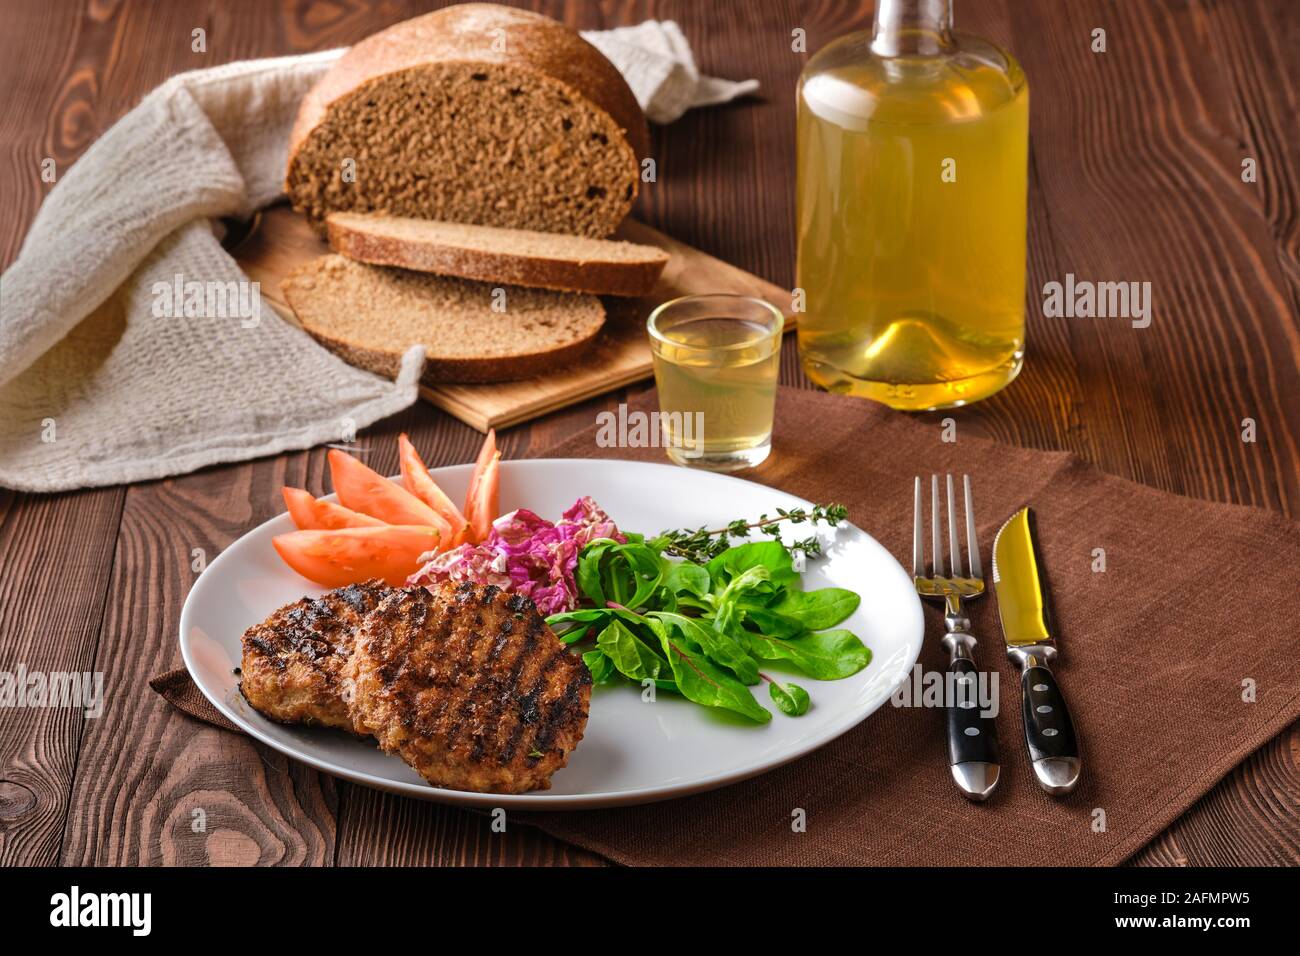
[
  {"left": 398, "top": 433, "right": 469, "bottom": 544},
  {"left": 472, "top": 428, "right": 498, "bottom": 478},
  {"left": 463, "top": 448, "right": 500, "bottom": 544},
  {"left": 272, "top": 525, "right": 441, "bottom": 588},
  {"left": 477, "top": 452, "right": 501, "bottom": 542},
  {"left": 328, "top": 448, "right": 451, "bottom": 539},
  {"left": 282, "top": 487, "right": 385, "bottom": 531}
]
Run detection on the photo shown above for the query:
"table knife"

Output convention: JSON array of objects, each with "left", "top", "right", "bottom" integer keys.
[{"left": 991, "top": 507, "right": 1081, "bottom": 795}]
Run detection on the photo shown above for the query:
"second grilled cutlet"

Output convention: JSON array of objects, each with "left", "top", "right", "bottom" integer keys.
[
  {"left": 346, "top": 583, "right": 592, "bottom": 793},
  {"left": 240, "top": 580, "right": 392, "bottom": 730}
]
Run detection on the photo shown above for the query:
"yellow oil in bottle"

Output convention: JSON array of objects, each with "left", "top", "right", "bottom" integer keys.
[{"left": 796, "top": 4, "right": 1028, "bottom": 410}]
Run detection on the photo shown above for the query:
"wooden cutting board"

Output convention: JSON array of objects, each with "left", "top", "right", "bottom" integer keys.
[{"left": 230, "top": 204, "right": 793, "bottom": 431}]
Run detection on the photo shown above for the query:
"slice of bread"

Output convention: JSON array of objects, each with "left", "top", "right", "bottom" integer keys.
[
  {"left": 281, "top": 255, "right": 605, "bottom": 384},
  {"left": 326, "top": 213, "right": 670, "bottom": 297},
  {"left": 285, "top": 5, "right": 647, "bottom": 238}
]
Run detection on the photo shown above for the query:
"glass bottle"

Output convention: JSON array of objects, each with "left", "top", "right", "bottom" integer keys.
[{"left": 795, "top": 0, "right": 1029, "bottom": 410}]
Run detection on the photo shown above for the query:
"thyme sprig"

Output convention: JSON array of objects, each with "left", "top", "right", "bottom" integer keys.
[{"left": 655, "top": 503, "right": 849, "bottom": 564}]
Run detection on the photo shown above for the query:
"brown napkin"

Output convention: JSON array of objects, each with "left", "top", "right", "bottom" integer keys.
[
  {"left": 154, "top": 387, "right": 1300, "bottom": 865},
  {"left": 150, "top": 669, "right": 243, "bottom": 734}
]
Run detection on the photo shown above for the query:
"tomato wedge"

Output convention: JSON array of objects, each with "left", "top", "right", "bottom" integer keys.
[
  {"left": 463, "top": 429, "right": 500, "bottom": 544},
  {"left": 272, "top": 525, "right": 440, "bottom": 588},
  {"left": 398, "top": 433, "right": 469, "bottom": 542},
  {"left": 282, "top": 487, "right": 384, "bottom": 531},
  {"left": 327, "top": 448, "right": 451, "bottom": 539},
  {"left": 471, "top": 453, "right": 500, "bottom": 544}
]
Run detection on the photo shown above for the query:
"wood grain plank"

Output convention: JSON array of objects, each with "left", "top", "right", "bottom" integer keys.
[
  {"left": 0, "top": 0, "right": 84, "bottom": 267},
  {"left": 0, "top": 486, "right": 125, "bottom": 866},
  {"left": 1003, "top": 0, "right": 1300, "bottom": 513},
  {"left": 59, "top": 457, "right": 341, "bottom": 866},
  {"left": 335, "top": 785, "right": 607, "bottom": 866},
  {"left": 0, "top": 0, "right": 130, "bottom": 869}
]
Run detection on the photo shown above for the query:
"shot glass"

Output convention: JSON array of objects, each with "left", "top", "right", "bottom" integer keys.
[{"left": 647, "top": 294, "right": 784, "bottom": 471}]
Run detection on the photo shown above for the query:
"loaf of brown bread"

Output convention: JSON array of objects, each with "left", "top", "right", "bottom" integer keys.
[
  {"left": 285, "top": 4, "right": 648, "bottom": 238},
  {"left": 281, "top": 255, "right": 605, "bottom": 384},
  {"left": 326, "top": 213, "right": 670, "bottom": 297}
]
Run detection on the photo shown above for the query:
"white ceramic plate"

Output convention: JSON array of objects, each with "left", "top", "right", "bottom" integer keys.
[{"left": 180, "top": 458, "right": 923, "bottom": 809}]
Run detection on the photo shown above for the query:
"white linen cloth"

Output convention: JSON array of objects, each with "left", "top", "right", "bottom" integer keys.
[
  {"left": 581, "top": 21, "right": 761, "bottom": 123},
  {"left": 0, "top": 24, "right": 757, "bottom": 493}
]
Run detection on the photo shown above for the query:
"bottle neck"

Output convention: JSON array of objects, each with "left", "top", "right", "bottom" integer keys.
[{"left": 870, "top": 0, "right": 955, "bottom": 56}]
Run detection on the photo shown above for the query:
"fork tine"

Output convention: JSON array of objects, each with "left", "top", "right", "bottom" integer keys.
[
  {"left": 912, "top": 477, "right": 923, "bottom": 578},
  {"left": 964, "top": 474, "right": 982, "bottom": 579},
  {"left": 930, "top": 474, "right": 941, "bottom": 578},
  {"left": 946, "top": 474, "right": 961, "bottom": 577}
]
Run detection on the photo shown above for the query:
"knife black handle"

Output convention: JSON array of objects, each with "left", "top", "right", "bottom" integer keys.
[
  {"left": 945, "top": 657, "right": 1000, "bottom": 801},
  {"left": 1020, "top": 664, "right": 1081, "bottom": 795}
]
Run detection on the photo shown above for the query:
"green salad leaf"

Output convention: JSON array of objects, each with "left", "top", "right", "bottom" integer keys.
[
  {"left": 582, "top": 649, "right": 616, "bottom": 684},
  {"left": 546, "top": 508, "right": 871, "bottom": 723},
  {"left": 706, "top": 540, "right": 799, "bottom": 590},
  {"left": 664, "top": 561, "right": 710, "bottom": 599},
  {"left": 651, "top": 610, "right": 759, "bottom": 685},
  {"left": 768, "top": 679, "right": 811, "bottom": 716},
  {"left": 771, "top": 587, "right": 861, "bottom": 631},
  {"left": 596, "top": 618, "right": 669, "bottom": 682},
  {"left": 651, "top": 617, "right": 772, "bottom": 723},
  {"left": 743, "top": 628, "right": 872, "bottom": 680}
]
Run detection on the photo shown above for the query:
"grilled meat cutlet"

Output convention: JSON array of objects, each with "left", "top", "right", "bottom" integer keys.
[
  {"left": 240, "top": 580, "right": 392, "bottom": 730},
  {"left": 346, "top": 583, "right": 592, "bottom": 793}
]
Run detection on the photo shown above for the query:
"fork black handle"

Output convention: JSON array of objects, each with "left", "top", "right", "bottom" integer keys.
[
  {"left": 1018, "top": 664, "right": 1081, "bottom": 795},
  {"left": 945, "top": 657, "right": 1001, "bottom": 801}
]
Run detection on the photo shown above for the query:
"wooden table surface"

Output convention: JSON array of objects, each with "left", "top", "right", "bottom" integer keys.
[{"left": 2, "top": 0, "right": 1296, "bottom": 867}]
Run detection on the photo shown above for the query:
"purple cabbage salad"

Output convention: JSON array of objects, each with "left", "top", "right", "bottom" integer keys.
[{"left": 407, "top": 496, "right": 624, "bottom": 615}]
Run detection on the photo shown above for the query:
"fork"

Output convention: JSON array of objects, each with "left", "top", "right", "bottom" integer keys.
[{"left": 912, "top": 474, "right": 1001, "bottom": 802}]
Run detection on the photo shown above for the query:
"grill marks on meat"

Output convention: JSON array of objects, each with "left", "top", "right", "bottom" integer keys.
[
  {"left": 239, "top": 580, "right": 390, "bottom": 730},
  {"left": 345, "top": 583, "right": 591, "bottom": 793},
  {"left": 239, "top": 580, "right": 590, "bottom": 794}
]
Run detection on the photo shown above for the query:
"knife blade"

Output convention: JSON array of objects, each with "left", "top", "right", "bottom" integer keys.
[{"left": 992, "top": 507, "right": 1081, "bottom": 795}]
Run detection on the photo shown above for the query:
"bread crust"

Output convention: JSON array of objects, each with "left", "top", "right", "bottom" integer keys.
[
  {"left": 285, "top": 5, "right": 648, "bottom": 229},
  {"left": 326, "top": 215, "right": 668, "bottom": 297},
  {"left": 281, "top": 255, "right": 606, "bottom": 385},
  {"left": 297, "top": 322, "right": 603, "bottom": 386}
]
